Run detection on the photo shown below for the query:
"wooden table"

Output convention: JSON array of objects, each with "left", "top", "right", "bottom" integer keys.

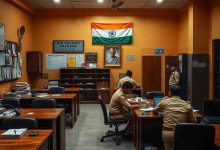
[
  {"left": 133, "top": 108, "right": 203, "bottom": 150},
  {"left": 35, "top": 88, "right": 81, "bottom": 115},
  {"left": 0, "top": 108, "right": 65, "bottom": 150},
  {"left": 0, "top": 130, "right": 52, "bottom": 150},
  {"left": 20, "top": 94, "right": 78, "bottom": 128},
  {"left": 213, "top": 124, "right": 220, "bottom": 147}
]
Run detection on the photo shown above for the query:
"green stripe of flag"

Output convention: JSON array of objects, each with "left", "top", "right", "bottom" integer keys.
[{"left": 92, "top": 36, "right": 132, "bottom": 45}]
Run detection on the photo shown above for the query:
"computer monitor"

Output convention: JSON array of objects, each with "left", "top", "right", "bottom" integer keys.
[
  {"left": 204, "top": 100, "right": 220, "bottom": 116},
  {"left": 153, "top": 97, "right": 163, "bottom": 107}
]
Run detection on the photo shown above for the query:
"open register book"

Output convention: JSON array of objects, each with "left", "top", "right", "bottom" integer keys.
[{"left": 0, "top": 128, "right": 27, "bottom": 139}]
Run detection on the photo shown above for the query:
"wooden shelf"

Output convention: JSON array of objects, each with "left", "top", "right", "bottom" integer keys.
[{"left": 60, "top": 68, "right": 110, "bottom": 103}]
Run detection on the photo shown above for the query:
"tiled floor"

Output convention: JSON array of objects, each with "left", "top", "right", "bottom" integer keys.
[{"left": 65, "top": 104, "right": 135, "bottom": 150}]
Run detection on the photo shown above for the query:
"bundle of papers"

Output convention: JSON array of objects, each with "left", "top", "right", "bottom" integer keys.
[{"left": 11, "top": 82, "right": 31, "bottom": 96}]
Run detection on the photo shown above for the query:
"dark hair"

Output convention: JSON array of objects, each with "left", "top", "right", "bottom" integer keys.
[
  {"left": 170, "top": 64, "right": 177, "bottom": 67},
  {"left": 126, "top": 70, "right": 133, "bottom": 78},
  {"left": 170, "top": 85, "right": 181, "bottom": 96},
  {"left": 122, "top": 81, "right": 133, "bottom": 89}
]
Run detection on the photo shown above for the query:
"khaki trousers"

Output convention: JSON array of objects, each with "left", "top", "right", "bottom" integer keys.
[
  {"left": 110, "top": 113, "right": 133, "bottom": 134},
  {"left": 162, "top": 130, "right": 174, "bottom": 150}
]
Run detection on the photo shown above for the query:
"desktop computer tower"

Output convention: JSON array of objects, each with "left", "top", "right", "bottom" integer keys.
[{"left": 178, "top": 54, "right": 209, "bottom": 112}]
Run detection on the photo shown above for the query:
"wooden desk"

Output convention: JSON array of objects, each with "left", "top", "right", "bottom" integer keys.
[
  {"left": 0, "top": 130, "right": 52, "bottom": 150},
  {"left": 20, "top": 94, "right": 77, "bottom": 128},
  {"left": 133, "top": 108, "right": 202, "bottom": 150},
  {"left": 35, "top": 88, "right": 80, "bottom": 115},
  {"left": 0, "top": 108, "right": 65, "bottom": 150},
  {"left": 213, "top": 124, "right": 220, "bottom": 147}
]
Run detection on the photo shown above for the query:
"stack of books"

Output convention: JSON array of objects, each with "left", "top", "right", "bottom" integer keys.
[{"left": 11, "top": 82, "right": 31, "bottom": 96}]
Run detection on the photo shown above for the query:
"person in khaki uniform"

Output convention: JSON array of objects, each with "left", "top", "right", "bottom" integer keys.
[
  {"left": 109, "top": 81, "right": 142, "bottom": 135},
  {"left": 117, "top": 70, "right": 138, "bottom": 89},
  {"left": 169, "top": 64, "right": 180, "bottom": 86},
  {"left": 152, "top": 85, "right": 196, "bottom": 150}
]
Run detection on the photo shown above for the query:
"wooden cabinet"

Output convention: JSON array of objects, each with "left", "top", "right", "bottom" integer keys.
[
  {"left": 60, "top": 68, "right": 110, "bottom": 103},
  {"left": 27, "top": 52, "right": 42, "bottom": 74}
]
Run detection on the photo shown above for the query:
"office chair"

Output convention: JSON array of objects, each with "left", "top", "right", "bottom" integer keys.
[
  {"left": 1, "top": 97, "right": 20, "bottom": 108},
  {"left": 145, "top": 91, "right": 164, "bottom": 99},
  {"left": 98, "top": 95, "right": 127, "bottom": 145},
  {"left": 1, "top": 118, "right": 38, "bottom": 130},
  {"left": 49, "top": 86, "right": 65, "bottom": 108},
  {"left": 173, "top": 123, "right": 215, "bottom": 150},
  {"left": 49, "top": 87, "right": 65, "bottom": 94},
  {"left": 31, "top": 98, "right": 56, "bottom": 108}
]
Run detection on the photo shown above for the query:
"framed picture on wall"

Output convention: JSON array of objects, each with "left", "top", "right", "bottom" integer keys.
[
  {"left": 53, "top": 40, "right": 84, "bottom": 53},
  {"left": 0, "top": 23, "right": 5, "bottom": 51},
  {"left": 104, "top": 45, "right": 121, "bottom": 67}
]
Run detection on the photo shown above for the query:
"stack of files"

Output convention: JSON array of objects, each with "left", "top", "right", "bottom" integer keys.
[
  {"left": 0, "top": 128, "right": 27, "bottom": 139},
  {"left": 11, "top": 82, "right": 31, "bottom": 96}
]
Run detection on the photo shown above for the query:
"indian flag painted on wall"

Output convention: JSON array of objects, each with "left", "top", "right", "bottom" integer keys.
[{"left": 91, "top": 22, "right": 133, "bottom": 45}]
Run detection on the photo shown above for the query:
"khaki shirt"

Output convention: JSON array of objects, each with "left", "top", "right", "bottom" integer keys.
[
  {"left": 109, "top": 88, "right": 130, "bottom": 114},
  {"left": 117, "top": 76, "right": 137, "bottom": 88},
  {"left": 154, "top": 96, "right": 196, "bottom": 128},
  {"left": 169, "top": 71, "right": 180, "bottom": 85}
]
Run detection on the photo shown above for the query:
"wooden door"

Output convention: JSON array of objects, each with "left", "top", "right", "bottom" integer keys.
[
  {"left": 165, "top": 56, "right": 178, "bottom": 95},
  {"left": 142, "top": 56, "right": 161, "bottom": 96},
  {"left": 214, "top": 40, "right": 220, "bottom": 99}
]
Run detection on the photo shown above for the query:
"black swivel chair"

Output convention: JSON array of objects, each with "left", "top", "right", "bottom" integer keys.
[
  {"left": 98, "top": 95, "right": 127, "bottom": 145},
  {"left": 173, "top": 123, "right": 215, "bottom": 150},
  {"left": 1, "top": 97, "right": 20, "bottom": 108},
  {"left": 49, "top": 87, "right": 65, "bottom": 108},
  {"left": 1, "top": 118, "right": 38, "bottom": 130},
  {"left": 31, "top": 98, "right": 56, "bottom": 108},
  {"left": 145, "top": 91, "right": 164, "bottom": 99},
  {"left": 49, "top": 87, "right": 65, "bottom": 94}
]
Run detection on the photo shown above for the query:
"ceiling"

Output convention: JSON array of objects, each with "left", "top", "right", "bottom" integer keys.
[{"left": 25, "top": 0, "right": 188, "bottom": 10}]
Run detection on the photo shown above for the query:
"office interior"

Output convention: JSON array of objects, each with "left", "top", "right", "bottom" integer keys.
[{"left": 0, "top": 0, "right": 220, "bottom": 150}]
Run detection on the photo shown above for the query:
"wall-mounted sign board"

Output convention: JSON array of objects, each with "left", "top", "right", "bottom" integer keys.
[
  {"left": 154, "top": 48, "right": 164, "bottom": 54},
  {"left": 53, "top": 40, "right": 84, "bottom": 53},
  {"left": 85, "top": 52, "right": 97, "bottom": 63}
]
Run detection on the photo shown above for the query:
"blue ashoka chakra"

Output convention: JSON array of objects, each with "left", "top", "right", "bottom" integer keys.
[{"left": 108, "top": 30, "right": 116, "bottom": 37}]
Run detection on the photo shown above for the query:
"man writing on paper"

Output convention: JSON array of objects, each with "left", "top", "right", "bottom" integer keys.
[
  {"left": 109, "top": 81, "right": 142, "bottom": 136},
  {"left": 152, "top": 85, "right": 196, "bottom": 150}
]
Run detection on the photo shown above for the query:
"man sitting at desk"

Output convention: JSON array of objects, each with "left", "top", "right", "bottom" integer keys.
[
  {"left": 152, "top": 85, "right": 196, "bottom": 150},
  {"left": 117, "top": 70, "right": 138, "bottom": 89},
  {"left": 109, "top": 81, "right": 142, "bottom": 136}
]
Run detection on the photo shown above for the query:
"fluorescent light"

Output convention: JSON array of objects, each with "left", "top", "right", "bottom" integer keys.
[
  {"left": 98, "top": 0, "right": 104, "bottom": 3},
  {"left": 54, "top": 0, "right": 60, "bottom": 3},
  {"left": 156, "top": 0, "right": 163, "bottom": 3}
]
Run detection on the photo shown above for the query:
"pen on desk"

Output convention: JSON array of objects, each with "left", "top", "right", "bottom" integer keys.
[{"left": 14, "top": 129, "right": 16, "bottom": 134}]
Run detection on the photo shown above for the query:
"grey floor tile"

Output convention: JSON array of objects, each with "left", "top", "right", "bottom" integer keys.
[{"left": 65, "top": 104, "right": 135, "bottom": 150}]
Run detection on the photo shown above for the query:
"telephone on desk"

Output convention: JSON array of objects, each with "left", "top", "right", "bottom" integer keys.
[{"left": 0, "top": 104, "right": 21, "bottom": 116}]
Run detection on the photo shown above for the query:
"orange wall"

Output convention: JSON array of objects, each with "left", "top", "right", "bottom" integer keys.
[
  {"left": 178, "top": 9, "right": 189, "bottom": 53},
  {"left": 0, "top": 0, "right": 34, "bottom": 94},
  {"left": 33, "top": 14, "right": 179, "bottom": 93}
]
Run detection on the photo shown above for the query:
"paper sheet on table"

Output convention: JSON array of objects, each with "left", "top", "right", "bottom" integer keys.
[{"left": 140, "top": 107, "right": 154, "bottom": 112}]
